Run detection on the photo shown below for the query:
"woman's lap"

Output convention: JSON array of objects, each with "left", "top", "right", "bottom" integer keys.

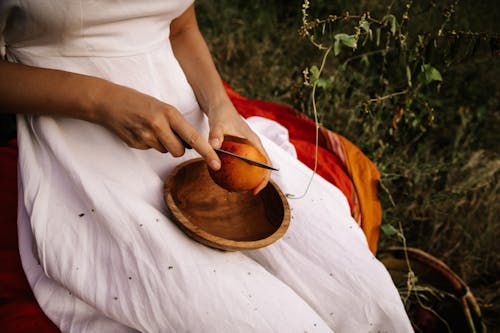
[{"left": 18, "top": 118, "right": 411, "bottom": 332}]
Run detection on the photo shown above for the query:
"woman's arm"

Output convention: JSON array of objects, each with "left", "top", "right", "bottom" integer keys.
[
  {"left": 170, "top": 5, "right": 270, "bottom": 193},
  {"left": 0, "top": 61, "right": 104, "bottom": 121},
  {"left": 169, "top": 5, "right": 228, "bottom": 122},
  {"left": 0, "top": 60, "right": 221, "bottom": 169}
]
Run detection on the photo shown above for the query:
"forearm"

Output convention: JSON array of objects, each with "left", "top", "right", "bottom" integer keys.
[
  {"left": 169, "top": 6, "right": 232, "bottom": 116},
  {"left": 168, "top": 4, "right": 267, "bottom": 181},
  {"left": 0, "top": 60, "right": 221, "bottom": 165},
  {"left": 0, "top": 60, "right": 111, "bottom": 122}
]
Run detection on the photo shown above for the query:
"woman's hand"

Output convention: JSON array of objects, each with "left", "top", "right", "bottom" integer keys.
[
  {"left": 94, "top": 83, "right": 222, "bottom": 170},
  {"left": 0, "top": 61, "right": 221, "bottom": 170},
  {"left": 205, "top": 100, "right": 271, "bottom": 195}
]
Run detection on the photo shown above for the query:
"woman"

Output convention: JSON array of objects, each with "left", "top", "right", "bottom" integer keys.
[{"left": 0, "top": 1, "right": 413, "bottom": 332}]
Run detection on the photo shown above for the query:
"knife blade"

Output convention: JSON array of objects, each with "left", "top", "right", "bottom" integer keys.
[
  {"left": 214, "top": 148, "right": 279, "bottom": 171},
  {"left": 174, "top": 132, "right": 278, "bottom": 171}
]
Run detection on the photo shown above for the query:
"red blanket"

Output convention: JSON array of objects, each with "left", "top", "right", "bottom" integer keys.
[
  {"left": 0, "top": 86, "right": 381, "bottom": 332},
  {"left": 0, "top": 140, "right": 60, "bottom": 332}
]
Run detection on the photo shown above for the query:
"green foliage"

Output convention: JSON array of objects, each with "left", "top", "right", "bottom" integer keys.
[{"left": 301, "top": 1, "right": 499, "bottom": 329}]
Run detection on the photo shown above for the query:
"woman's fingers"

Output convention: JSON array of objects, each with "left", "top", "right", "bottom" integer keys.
[
  {"left": 206, "top": 103, "right": 272, "bottom": 190},
  {"left": 139, "top": 130, "right": 169, "bottom": 153},
  {"left": 208, "top": 126, "right": 224, "bottom": 149},
  {"left": 111, "top": 126, "right": 162, "bottom": 152},
  {"left": 152, "top": 111, "right": 221, "bottom": 171},
  {"left": 98, "top": 86, "right": 220, "bottom": 168},
  {"left": 154, "top": 123, "right": 185, "bottom": 157},
  {"left": 168, "top": 111, "right": 221, "bottom": 170}
]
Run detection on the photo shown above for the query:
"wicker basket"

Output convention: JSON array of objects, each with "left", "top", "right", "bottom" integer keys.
[{"left": 379, "top": 247, "right": 486, "bottom": 333}]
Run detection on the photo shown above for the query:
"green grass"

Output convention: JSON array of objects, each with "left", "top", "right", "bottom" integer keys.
[{"left": 196, "top": 0, "right": 500, "bottom": 330}]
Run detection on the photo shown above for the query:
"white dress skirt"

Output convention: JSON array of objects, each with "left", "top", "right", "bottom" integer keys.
[{"left": 1, "top": 0, "right": 413, "bottom": 332}]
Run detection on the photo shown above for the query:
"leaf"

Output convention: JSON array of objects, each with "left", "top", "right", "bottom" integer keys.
[
  {"left": 421, "top": 64, "right": 443, "bottom": 84},
  {"left": 310, "top": 65, "right": 319, "bottom": 76},
  {"left": 334, "top": 39, "right": 341, "bottom": 56},
  {"left": 334, "top": 33, "right": 357, "bottom": 49},
  {"left": 382, "top": 14, "right": 397, "bottom": 35},
  {"left": 381, "top": 224, "right": 398, "bottom": 236},
  {"left": 309, "top": 65, "right": 320, "bottom": 85},
  {"left": 360, "top": 20, "right": 370, "bottom": 33},
  {"left": 317, "top": 78, "right": 331, "bottom": 89}
]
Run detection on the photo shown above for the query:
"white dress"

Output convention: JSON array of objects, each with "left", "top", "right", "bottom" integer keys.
[{"left": 1, "top": 1, "right": 413, "bottom": 332}]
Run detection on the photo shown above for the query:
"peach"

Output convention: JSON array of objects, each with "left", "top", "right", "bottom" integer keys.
[{"left": 208, "top": 135, "right": 269, "bottom": 192}]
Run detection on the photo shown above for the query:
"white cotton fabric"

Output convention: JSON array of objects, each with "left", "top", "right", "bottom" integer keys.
[
  {"left": 1, "top": 1, "right": 413, "bottom": 332},
  {"left": 246, "top": 116, "right": 297, "bottom": 158}
]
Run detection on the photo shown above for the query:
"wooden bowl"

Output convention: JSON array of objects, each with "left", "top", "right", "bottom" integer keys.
[{"left": 164, "top": 158, "right": 290, "bottom": 251}]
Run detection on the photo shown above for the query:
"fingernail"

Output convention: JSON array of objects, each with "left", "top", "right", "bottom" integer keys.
[
  {"left": 209, "top": 138, "right": 220, "bottom": 148},
  {"left": 210, "top": 159, "right": 221, "bottom": 170}
]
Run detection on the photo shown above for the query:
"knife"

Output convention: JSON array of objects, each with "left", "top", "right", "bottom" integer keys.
[
  {"left": 175, "top": 133, "right": 279, "bottom": 171},
  {"left": 214, "top": 148, "right": 279, "bottom": 171}
]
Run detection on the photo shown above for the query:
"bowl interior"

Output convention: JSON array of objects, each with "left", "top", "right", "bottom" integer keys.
[{"left": 164, "top": 158, "right": 289, "bottom": 250}]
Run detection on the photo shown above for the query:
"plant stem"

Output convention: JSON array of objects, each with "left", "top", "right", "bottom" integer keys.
[
  {"left": 287, "top": 45, "right": 332, "bottom": 199},
  {"left": 367, "top": 89, "right": 409, "bottom": 103}
]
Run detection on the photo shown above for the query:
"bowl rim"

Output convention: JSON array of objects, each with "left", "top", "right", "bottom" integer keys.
[{"left": 163, "top": 158, "right": 290, "bottom": 251}]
